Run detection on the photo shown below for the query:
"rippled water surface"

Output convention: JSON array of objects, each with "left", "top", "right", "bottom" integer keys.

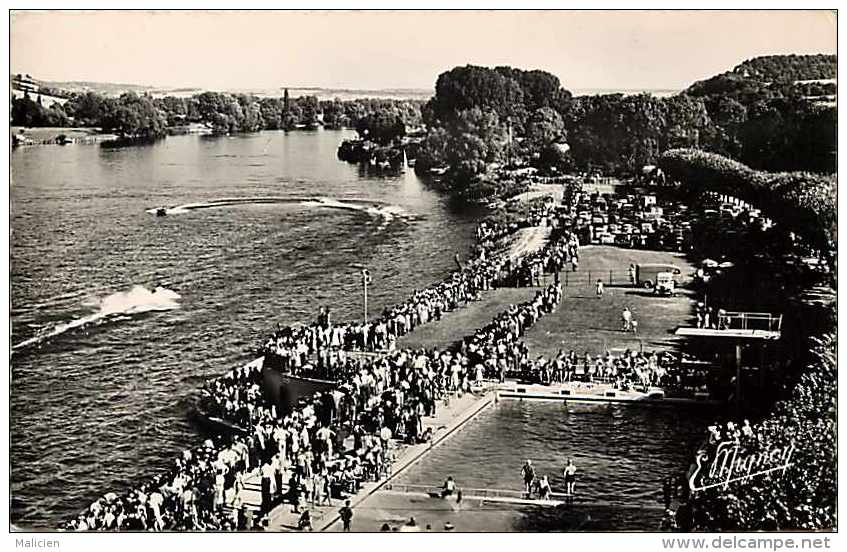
[{"left": 10, "top": 130, "right": 481, "bottom": 528}]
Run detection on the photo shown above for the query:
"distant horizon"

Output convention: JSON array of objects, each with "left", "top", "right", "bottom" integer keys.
[
  {"left": 12, "top": 73, "right": 689, "bottom": 100},
  {"left": 15, "top": 75, "right": 685, "bottom": 95},
  {"left": 11, "top": 11, "right": 835, "bottom": 92}
]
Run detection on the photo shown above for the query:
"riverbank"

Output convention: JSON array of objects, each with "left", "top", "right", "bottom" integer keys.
[{"left": 11, "top": 126, "right": 118, "bottom": 145}]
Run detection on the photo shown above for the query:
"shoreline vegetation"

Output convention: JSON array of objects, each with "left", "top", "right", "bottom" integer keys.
[
  {"left": 12, "top": 53, "right": 835, "bottom": 182},
  {"left": 11, "top": 76, "right": 426, "bottom": 147}
]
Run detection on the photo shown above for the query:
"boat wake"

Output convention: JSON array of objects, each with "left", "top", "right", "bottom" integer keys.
[
  {"left": 12, "top": 285, "right": 181, "bottom": 353},
  {"left": 146, "top": 196, "right": 412, "bottom": 227}
]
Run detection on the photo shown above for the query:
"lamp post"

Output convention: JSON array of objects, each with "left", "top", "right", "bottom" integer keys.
[
  {"left": 361, "top": 268, "right": 371, "bottom": 324},
  {"left": 506, "top": 116, "right": 513, "bottom": 168}
]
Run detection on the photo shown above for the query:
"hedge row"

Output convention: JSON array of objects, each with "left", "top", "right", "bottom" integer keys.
[{"left": 659, "top": 149, "right": 836, "bottom": 264}]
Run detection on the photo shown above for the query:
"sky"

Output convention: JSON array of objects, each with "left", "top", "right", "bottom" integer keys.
[{"left": 10, "top": 10, "right": 837, "bottom": 92}]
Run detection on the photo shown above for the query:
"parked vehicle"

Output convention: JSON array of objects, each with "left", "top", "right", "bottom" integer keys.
[
  {"left": 654, "top": 272, "right": 676, "bottom": 296},
  {"left": 635, "top": 263, "right": 681, "bottom": 289}
]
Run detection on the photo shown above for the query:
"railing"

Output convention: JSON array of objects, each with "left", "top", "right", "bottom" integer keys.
[
  {"left": 513, "top": 268, "right": 643, "bottom": 288},
  {"left": 384, "top": 483, "right": 559, "bottom": 500},
  {"left": 720, "top": 312, "right": 782, "bottom": 332}
]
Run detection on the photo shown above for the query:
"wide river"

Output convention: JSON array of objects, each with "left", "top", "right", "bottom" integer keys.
[{"left": 10, "top": 129, "right": 709, "bottom": 529}]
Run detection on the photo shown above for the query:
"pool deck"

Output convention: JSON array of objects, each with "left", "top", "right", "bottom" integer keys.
[{"left": 494, "top": 380, "right": 722, "bottom": 407}]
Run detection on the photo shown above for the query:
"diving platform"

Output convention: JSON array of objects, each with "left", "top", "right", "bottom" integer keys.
[
  {"left": 382, "top": 483, "right": 565, "bottom": 507},
  {"left": 675, "top": 327, "right": 781, "bottom": 340},
  {"left": 676, "top": 311, "right": 782, "bottom": 340}
]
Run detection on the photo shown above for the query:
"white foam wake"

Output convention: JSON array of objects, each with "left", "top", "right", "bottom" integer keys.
[
  {"left": 12, "top": 285, "right": 181, "bottom": 353},
  {"left": 146, "top": 196, "right": 410, "bottom": 225}
]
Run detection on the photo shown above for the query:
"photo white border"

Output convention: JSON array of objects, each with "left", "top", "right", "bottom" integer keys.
[{"left": 2, "top": 4, "right": 842, "bottom": 552}]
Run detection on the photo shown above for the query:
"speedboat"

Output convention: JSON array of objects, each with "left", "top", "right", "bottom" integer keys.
[{"left": 155, "top": 208, "right": 167, "bottom": 217}]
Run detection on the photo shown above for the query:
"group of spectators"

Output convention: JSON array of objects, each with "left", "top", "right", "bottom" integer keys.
[
  {"left": 260, "top": 232, "right": 521, "bottom": 380},
  {"left": 520, "top": 349, "right": 675, "bottom": 389}
]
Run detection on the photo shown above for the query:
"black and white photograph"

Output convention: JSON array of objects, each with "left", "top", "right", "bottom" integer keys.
[{"left": 4, "top": 5, "right": 839, "bottom": 546}]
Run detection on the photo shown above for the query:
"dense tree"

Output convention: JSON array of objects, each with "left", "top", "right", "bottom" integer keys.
[
  {"left": 524, "top": 106, "right": 565, "bottom": 150},
  {"left": 683, "top": 54, "right": 836, "bottom": 172},
  {"left": 355, "top": 111, "right": 405, "bottom": 145},
  {"left": 65, "top": 91, "right": 112, "bottom": 127},
  {"left": 11, "top": 94, "right": 70, "bottom": 127},
  {"left": 426, "top": 65, "right": 527, "bottom": 127},
  {"left": 101, "top": 92, "right": 168, "bottom": 139},
  {"left": 495, "top": 66, "right": 571, "bottom": 111}
]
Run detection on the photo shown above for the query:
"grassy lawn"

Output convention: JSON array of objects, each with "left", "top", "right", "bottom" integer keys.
[
  {"left": 395, "top": 246, "right": 697, "bottom": 357},
  {"left": 524, "top": 246, "right": 698, "bottom": 357},
  {"left": 395, "top": 287, "right": 538, "bottom": 350}
]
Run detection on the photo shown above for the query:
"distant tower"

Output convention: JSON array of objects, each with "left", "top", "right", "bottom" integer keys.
[{"left": 283, "top": 88, "right": 290, "bottom": 113}]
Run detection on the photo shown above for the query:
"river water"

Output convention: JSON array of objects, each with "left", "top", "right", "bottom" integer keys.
[{"left": 10, "top": 130, "right": 709, "bottom": 530}]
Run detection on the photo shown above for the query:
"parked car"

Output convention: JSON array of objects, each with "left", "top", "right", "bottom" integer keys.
[
  {"left": 654, "top": 272, "right": 676, "bottom": 296},
  {"left": 615, "top": 234, "right": 633, "bottom": 247},
  {"left": 635, "top": 263, "right": 681, "bottom": 289}
]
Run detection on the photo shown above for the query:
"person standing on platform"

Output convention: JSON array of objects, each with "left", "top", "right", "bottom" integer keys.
[
  {"left": 339, "top": 500, "right": 354, "bottom": 532},
  {"left": 563, "top": 458, "right": 577, "bottom": 497},
  {"left": 595, "top": 279, "right": 604, "bottom": 299},
  {"left": 521, "top": 459, "right": 536, "bottom": 497},
  {"left": 537, "top": 475, "right": 552, "bottom": 500}
]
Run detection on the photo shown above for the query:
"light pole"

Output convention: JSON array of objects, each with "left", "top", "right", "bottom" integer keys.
[{"left": 361, "top": 268, "right": 371, "bottom": 324}]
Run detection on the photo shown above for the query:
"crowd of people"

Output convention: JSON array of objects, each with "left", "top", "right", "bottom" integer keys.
[
  {"left": 260, "top": 229, "right": 522, "bottom": 380},
  {"left": 514, "top": 349, "right": 678, "bottom": 389}
]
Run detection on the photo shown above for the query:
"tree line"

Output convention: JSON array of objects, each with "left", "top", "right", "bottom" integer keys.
[
  {"left": 11, "top": 87, "right": 423, "bottom": 141},
  {"left": 412, "top": 58, "right": 835, "bottom": 196}
]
